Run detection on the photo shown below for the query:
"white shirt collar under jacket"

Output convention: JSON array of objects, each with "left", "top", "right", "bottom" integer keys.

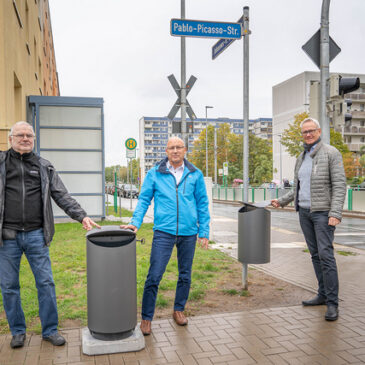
[{"left": 166, "top": 161, "right": 184, "bottom": 185}]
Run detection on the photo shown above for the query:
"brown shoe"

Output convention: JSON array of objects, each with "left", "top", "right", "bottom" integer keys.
[
  {"left": 173, "top": 311, "right": 188, "bottom": 326},
  {"left": 140, "top": 319, "right": 151, "bottom": 336}
]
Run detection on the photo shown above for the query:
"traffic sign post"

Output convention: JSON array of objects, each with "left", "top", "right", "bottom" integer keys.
[
  {"left": 171, "top": 19, "right": 242, "bottom": 40},
  {"left": 125, "top": 138, "right": 137, "bottom": 210}
]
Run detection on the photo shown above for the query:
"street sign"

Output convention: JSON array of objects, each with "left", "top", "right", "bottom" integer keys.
[
  {"left": 167, "top": 74, "right": 197, "bottom": 121},
  {"left": 212, "top": 16, "right": 243, "bottom": 60},
  {"left": 218, "top": 168, "right": 223, "bottom": 177},
  {"left": 302, "top": 29, "right": 341, "bottom": 69},
  {"left": 223, "top": 162, "right": 228, "bottom": 176},
  {"left": 125, "top": 138, "right": 137, "bottom": 150},
  {"left": 126, "top": 149, "right": 136, "bottom": 159},
  {"left": 171, "top": 19, "right": 242, "bottom": 40}
]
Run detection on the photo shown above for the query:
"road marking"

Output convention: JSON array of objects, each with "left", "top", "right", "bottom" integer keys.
[
  {"left": 271, "top": 242, "right": 306, "bottom": 248},
  {"left": 212, "top": 216, "right": 237, "bottom": 222},
  {"left": 271, "top": 227, "right": 297, "bottom": 235},
  {"left": 335, "top": 232, "right": 365, "bottom": 236},
  {"left": 213, "top": 231, "right": 237, "bottom": 237}
]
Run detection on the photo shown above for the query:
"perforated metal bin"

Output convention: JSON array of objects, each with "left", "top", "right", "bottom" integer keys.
[
  {"left": 86, "top": 226, "right": 136, "bottom": 341},
  {"left": 238, "top": 203, "right": 271, "bottom": 264}
]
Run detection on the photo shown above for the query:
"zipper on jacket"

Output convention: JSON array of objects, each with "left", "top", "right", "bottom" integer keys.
[{"left": 20, "top": 155, "right": 25, "bottom": 230}]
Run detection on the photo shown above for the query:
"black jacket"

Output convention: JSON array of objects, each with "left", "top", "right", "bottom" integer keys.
[{"left": 0, "top": 150, "right": 87, "bottom": 246}]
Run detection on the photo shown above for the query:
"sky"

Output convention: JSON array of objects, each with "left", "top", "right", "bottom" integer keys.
[{"left": 48, "top": 0, "right": 365, "bottom": 166}]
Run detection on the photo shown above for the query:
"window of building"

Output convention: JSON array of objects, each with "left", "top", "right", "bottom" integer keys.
[
  {"left": 361, "top": 121, "right": 365, "bottom": 127},
  {"left": 361, "top": 137, "right": 365, "bottom": 143},
  {"left": 360, "top": 104, "right": 365, "bottom": 111},
  {"left": 14, "top": 73, "right": 22, "bottom": 122}
]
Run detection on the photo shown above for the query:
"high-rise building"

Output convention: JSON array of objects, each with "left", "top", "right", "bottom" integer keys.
[
  {"left": 139, "top": 116, "right": 272, "bottom": 181},
  {"left": 0, "top": 0, "right": 59, "bottom": 150},
  {"left": 272, "top": 71, "right": 365, "bottom": 181}
]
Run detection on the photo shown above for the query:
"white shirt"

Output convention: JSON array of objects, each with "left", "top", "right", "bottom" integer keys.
[{"left": 167, "top": 161, "right": 184, "bottom": 185}]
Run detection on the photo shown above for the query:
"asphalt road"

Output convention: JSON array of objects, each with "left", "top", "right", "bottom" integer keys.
[{"left": 213, "top": 202, "right": 365, "bottom": 250}]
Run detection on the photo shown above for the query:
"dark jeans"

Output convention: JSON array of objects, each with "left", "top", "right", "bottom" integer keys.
[
  {"left": 299, "top": 208, "right": 338, "bottom": 306},
  {"left": 0, "top": 229, "right": 58, "bottom": 336},
  {"left": 142, "top": 230, "right": 197, "bottom": 321}
]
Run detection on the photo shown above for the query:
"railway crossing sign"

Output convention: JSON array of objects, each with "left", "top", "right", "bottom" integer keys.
[{"left": 167, "top": 74, "right": 197, "bottom": 121}]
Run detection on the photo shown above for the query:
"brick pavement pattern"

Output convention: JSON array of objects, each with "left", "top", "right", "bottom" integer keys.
[{"left": 2, "top": 228, "right": 365, "bottom": 364}]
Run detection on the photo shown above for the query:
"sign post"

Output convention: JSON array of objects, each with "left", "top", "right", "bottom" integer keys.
[{"left": 125, "top": 138, "right": 137, "bottom": 210}]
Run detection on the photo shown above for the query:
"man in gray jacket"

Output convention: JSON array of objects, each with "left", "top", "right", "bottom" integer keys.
[
  {"left": 0, "top": 121, "right": 100, "bottom": 349},
  {"left": 272, "top": 118, "right": 346, "bottom": 321}
]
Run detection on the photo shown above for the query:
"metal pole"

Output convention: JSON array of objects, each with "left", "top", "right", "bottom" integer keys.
[
  {"left": 205, "top": 108, "right": 208, "bottom": 177},
  {"left": 129, "top": 159, "right": 132, "bottom": 210},
  {"left": 242, "top": 6, "right": 250, "bottom": 290},
  {"left": 279, "top": 134, "right": 282, "bottom": 184},
  {"left": 181, "top": 0, "right": 188, "bottom": 148},
  {"left": 320, "top": 0, "right": 330, "bottom": 144},
  {"left": 243, "top": 6, "right": 249, "bottom": 202},
  {"left": 205, "top": 106, "right": 213, "bottom": 177},
  {"left": 214, "top": 127, "right": 217, "bottom": 185}
]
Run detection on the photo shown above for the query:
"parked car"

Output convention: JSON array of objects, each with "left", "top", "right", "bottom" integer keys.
[{"left": 121, "top": 184, "right": 139, "bottom": 198}]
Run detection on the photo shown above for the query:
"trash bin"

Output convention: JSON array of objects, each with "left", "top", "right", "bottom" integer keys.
[
  {"left": 86, "top": 226, "right": 137, "bottom": 341},
  {"left": 238, "top": 203, "right": 270, "bottom": 264}
]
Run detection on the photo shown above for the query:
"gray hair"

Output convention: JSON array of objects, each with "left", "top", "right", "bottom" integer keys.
[
  {"left": 10, "top": 121, "right": 35, "bottom": 136},
  {"left": 300, "top": 118, "right": 320, "bottom": 129}
]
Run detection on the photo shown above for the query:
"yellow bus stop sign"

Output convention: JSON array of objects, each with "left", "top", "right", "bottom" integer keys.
[{"left": 125, "top": 138, "right": 137, "bottom": 150}]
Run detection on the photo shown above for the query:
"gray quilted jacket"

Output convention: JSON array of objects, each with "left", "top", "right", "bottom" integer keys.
[{"left": 278, "top": 141, "right": 346, "bottom": 220}]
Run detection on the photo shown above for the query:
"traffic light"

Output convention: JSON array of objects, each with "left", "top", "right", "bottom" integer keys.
[{"left": 330, "top": 74, "right": 360, "bottom": 129}]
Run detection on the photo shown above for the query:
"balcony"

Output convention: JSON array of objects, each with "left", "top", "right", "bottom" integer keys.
[
  {"left": 352, "top": 110, "right": 365, "bottom": 119},
  {"left": 344, "top": 126, "right": 365, "bottom": 135}
]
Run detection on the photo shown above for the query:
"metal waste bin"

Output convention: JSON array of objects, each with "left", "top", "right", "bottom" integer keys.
[
  {"left": 238, "top": 203, "right": 270, "bottom": 264},
  {"left": 86, "top": 226, "right": 136, "bottom": 341}
]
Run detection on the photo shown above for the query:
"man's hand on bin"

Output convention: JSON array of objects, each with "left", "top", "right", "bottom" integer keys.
[
  {"left": 82, "top": 217, "right": 101, "bottom": 231},
  {"left": 120, "top": 224, "right": 138, "bottom": 233},
  {"left": 271, "top": 199, "right": 281, "bottom": 208},
  {"left": 198, "top": 237, "right": 209, "bottom": 249}
]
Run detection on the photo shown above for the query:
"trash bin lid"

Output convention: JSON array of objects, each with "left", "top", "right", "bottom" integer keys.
[
  {"left": 238, "top": 201, "right": 270, "bottom": 212},
  {"left": 86, "top": 226, "right": 136, "bottom": 247}
]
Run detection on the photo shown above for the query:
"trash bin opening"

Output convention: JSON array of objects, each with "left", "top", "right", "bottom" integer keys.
[
  {"left": 239, "top": 204, "right": 257, "bottom": 213},
  {"left": 88, "top": 235, "right": 135, "bottom": 247}
]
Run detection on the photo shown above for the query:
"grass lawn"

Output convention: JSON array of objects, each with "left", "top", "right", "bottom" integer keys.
[{"left": 0, "top": 218, "right": 235, "bottom": 334}]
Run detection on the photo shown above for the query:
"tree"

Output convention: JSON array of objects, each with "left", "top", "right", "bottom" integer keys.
[{"left": 190, "top": 123, "right": 273, "bottom": 185}]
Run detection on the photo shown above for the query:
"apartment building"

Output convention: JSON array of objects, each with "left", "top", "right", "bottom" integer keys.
[
  {"left": 272, "top": 71, "right": 365, "bottom": 181},
  {"left": 139, "top": 116, "right": 272, "bottom": 181},
  {"left": 0, "top": 0, "right": 59, "bottom": 150}
]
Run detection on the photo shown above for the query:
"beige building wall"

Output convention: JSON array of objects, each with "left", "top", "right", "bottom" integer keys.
[{"left": 0, "top": 0, "right": 59, "bottom": 151}]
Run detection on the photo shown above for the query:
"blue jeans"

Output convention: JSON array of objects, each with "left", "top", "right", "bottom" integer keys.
[
  {"left": 0, "top": 229, "right": 58, "bottom": 337},
  {"left": 299, "top": 208, "right": 338, "bottom": 306},
  {"left": 142, "top": 230, "right": 197, "bottom": 321}
]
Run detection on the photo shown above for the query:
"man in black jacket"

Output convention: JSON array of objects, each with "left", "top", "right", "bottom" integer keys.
[{"left": 0, "top": 121, "right": 100, "bottom": 349}]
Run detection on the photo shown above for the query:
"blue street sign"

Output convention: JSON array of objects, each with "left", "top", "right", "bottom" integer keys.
[
  {"left": 212, "top": 16, "right": 243, "bottom": 60},
  {"left": 171, "top": 19, "right": 242, "bottom": 40},
  {"left": 212, "top": 38, "right": 234, "bottom": 60}
]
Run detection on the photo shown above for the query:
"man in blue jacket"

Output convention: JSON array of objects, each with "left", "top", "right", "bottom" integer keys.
[{"left": 121, "top": 137, "right": 210, "bottom": 335}]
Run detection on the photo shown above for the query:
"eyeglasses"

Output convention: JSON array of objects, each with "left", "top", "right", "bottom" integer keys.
[
  {"left": 301, "top": 129, "right": 318, "bottom": 136},
  {"left": 167, "top": 146, "right": 185, "bottom": 151},
  {"left": 11, "top": 134, "right": 35, "bottom": 139}
]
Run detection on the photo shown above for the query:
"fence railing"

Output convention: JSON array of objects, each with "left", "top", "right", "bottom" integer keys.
[{"left": 212, "top": 187, "right": 365, "bottom": 212}]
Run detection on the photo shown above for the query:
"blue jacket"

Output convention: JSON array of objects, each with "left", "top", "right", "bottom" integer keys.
[{"left": 131, "top": 158, "right": 210, "bottom": 238}]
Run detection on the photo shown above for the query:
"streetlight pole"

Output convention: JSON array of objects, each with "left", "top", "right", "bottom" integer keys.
[{"left": 205, "top": 106, "right": 213, "bottom": 177}]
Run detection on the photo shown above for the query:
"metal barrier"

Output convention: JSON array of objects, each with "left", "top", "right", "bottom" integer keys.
[{"left": 213, "top": 187, "right": 363, "bottom": 212}]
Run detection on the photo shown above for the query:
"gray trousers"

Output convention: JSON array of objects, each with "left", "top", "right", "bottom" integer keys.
[{"left": 298, "top": 207, "right": 339, "bottom": 306}]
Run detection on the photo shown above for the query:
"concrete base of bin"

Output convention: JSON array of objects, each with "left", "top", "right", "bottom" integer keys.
[{"left": 82, "top": 327, "right": 145, "bottom": 355}]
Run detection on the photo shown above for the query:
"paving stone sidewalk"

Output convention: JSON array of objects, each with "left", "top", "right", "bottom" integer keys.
[{"left": 2, "top": 222, "right": 365, "bottom": 364}]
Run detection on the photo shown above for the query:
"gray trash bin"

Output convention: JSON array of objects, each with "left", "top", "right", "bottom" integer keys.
[
  {"left": 86, "top": 226, "right": 136, "bottom": 341},
  {"left": 238, "top": 203, "right": 270, "bottom": 264}
]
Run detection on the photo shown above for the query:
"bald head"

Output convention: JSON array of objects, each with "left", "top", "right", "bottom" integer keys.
[{"left": 166, "top": 137, "right": 186, "bottom": 168}]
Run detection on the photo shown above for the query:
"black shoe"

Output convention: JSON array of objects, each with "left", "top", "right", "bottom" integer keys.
[
  {"left": 43, "top": 332, "right": 66, "bottom": 346},
  {"left": 10, "top": 333, "right": 26, "bottom": 349},
  {"left": 325, "top": 305, "right": 339, "bottom": 321},
  {"left": 302, "top": 295, "right": 326, "bottom": 306}
]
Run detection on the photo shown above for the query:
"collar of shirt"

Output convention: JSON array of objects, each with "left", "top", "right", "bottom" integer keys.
[{"left": 166, "top": 161, "right": 184, "bottom": 173}]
